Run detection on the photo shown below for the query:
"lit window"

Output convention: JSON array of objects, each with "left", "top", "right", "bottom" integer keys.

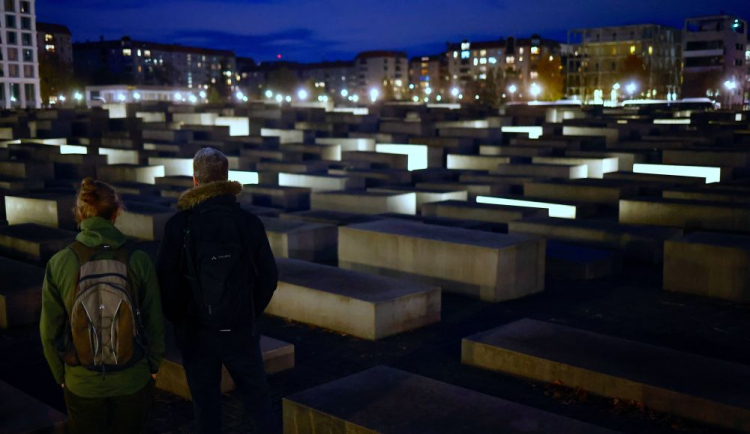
[
  {"left": 519, "top": 47, "right": 524, "bottom": 55},
  {"left": 44, "top": 34, "right": 53, "bottom": 42},
  {"left": 137, "top": 49, "right": 142, "bottom": 56},
  {"left": 461, "top": 42, "right": 470, "bottom": 50},
  {"left": 530, "top": 71, "right": 539, "bottom": 79},
  {"left": 480, "top": 58, "right": 487, "bottom": 64},
  {"left": 144, "top": 50, "right": 151, "bottom": 57},
  {"left": 489, "top": 57, "right": 497, "bottom": 64},
  {"left": 461, "top": 51, "right": 470, "bottom": 59},
  {"left": 480, "top": 49, "right": 487, "bottom": 56},
  {"left": 473, "top": 58, "right": 478, "bottom": 66},
  {"left": 45, "top": 44, "right": 55, "bottom": 52},
  {"left": 531, "top": 46, "right": 539, "bottom": 55},
  {"left": 630, "top": 45, "right": 636, "bottom": 54},
  {"left": 479, "top": 73, "right": 487, "bottom": 80},
  {"left": 519, "top": 57, "right": 523, "bottom": 62},
  {"left": 123, "top": 48, "right": 132, "bottom": 56},
  {"left": 648, "top": 46, "right": 653, "bottom": 55},
  {"left": 746, "top": 50, "right": 750, "bottom": 60},
  {"left": 453, "top": 51, "right": 458, "bottom": 58},
  {"left": 506, "top": 56, "right": 515, "bottom": 64}
]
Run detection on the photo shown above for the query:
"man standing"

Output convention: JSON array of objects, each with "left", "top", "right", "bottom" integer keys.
[{"left": 157, "top": 147, "right": 279, "bottom": 434}]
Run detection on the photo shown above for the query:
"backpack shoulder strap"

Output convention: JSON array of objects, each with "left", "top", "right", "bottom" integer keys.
[{"left": 67, "top": 241, "right": 98, "bottom": 267}]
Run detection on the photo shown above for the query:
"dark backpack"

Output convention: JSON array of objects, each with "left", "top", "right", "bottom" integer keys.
[
  {"left": 59, "top": 242, "right": 146, "bottom": 372},
  {"left": 183, "top": 203, "right": 256, "bottom": 330}
]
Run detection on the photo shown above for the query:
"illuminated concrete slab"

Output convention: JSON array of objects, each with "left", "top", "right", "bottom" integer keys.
[
  {"left": 240, "top": 185, "right": 310, "bottom": 211},
  {"left": 0, "top": 176, "right": 45, "bottom": 191},
  {"left": 565, "top": 150, "right": 647, "bottom": 172},
  {"left": 0, "top": 223, "right": 76, "bottom": 263},
  {"left": 662, "top": 187, "right": 750, "bottom": 204},
  {"left": 0, "top": 257, "right": 44, "bottom": 329},
  {"left": 228, "top": 170, "right": 260, "bottom": 185},
  {"left": 157, "top": 335, "right": 294, "bottom": 400},
  {"left": 280, "top": 210, "right": 379, "bottom": 226},
  {"left": 142, "top": 128, "right": 193, "bottom": 143},
  {"left": 316, "top": 137, "right": 376, "bottom": 152},
  {"left": 494, "top": 163, "right": 588, "bottom": 179},
  {"left": 524, "top": 180, "right": 639, "bottom": 207},
  {"left": 312, "top": 191, "right": 417, "bottom": 215},
  {"left": 155, "top": 175, "right": 194, "bottom": 188},
  {"left": 415, "top": 182, "right": 504, "bottom": 201},
  {"left": 462, "top": 318, "right": 750, "bottom": 432},
  {"left": 501, "top": 125, "right": 544, "bottom": 139},
  {"left": 380, "top": 120, "right": 434, "bottom": 136},
  {"left": 446, "top": 155, "right": 511, "bottom": 171},
  {"left": 375, "top": 144, "right": 430, "bottom": 171},
  {"left": 262, "top": 217, "right": 338, "bottom": 264},
  {"left": 98, "top": 164, "right": 166, "bottom": 185},
  {"left": 603, "top": 172, "right": 705, "bottom": 195},
  {"left": 279, "top": 172, "right": 363, "bottom": 192},
  {"left": 508, "top": 216, "right": 682, "bottom": 264},
  {"left": 562, "top": 126, "right": 619, "bottom": 146},
  {"left": 281, "top": 142, "right": 342, "bottom": 161},
  {"left": 422, "top": 200, "right": 546, "bottom": 224},
  {"left": 342, "top": 151, "right": 408, "bottom": 170},
  {"left": 0, "top": 380, "right": 67, "bottom": 432},
  {"left": 664, "top": 233, "right": 750, "bottom": 303},
  {"left": 633, "top": 163, "right": 724, "bottom": 184},
  {"left": 477, "top": 195, "right": 596, "bottom": 219},
  {"left": 327, "top": 168, "right": 413, "bottom": 188},
  {"left": 532, "top": 157, "right": 618, "bottom": 179},
  {"left": 4, "top": 193, "right": 77, "bottom": 230},
  {"left": 256, "top": 161, "right": 330, "bottom": 175},
  {"left": 115, "top": 203, "right": 175, "bottom": 241},
  {"left": 479, "top": 145, "right": 554, "bottom": 157},
  {"left": 619, "top": 198, "right": 750, "bottom": 233},
  {"left": 147, "top": 157, "right": 193, "bottom": 176},
  {"left": 215, "top": 116, "right": 250, "bottom": 136},
  {"left": 261, "top": 128, "right": 309, "bottom": 144},
  {"left": 283, "top": 366, "right": 617, "bottom": 434},
  {"left": 339, "top": 219, "right": 545, "bottom": 302},
  {"left": 0, "top": 160, "right": 54, "bottom": 179},
  {"left": 368, "top": 187, "right": 467, "bottom": 214},
  {"left": 439, "top": 126, "right": 502, "bottom": 141},
  {"left": 98, "top": 147, "right": 140, "bottom": 165},
  {"left": 663, "top": 149, "right": 750, "bottom": 169},
  {"left": 173, "top": 112, "right": 218, "bottom": 125},
  {"left": 546, "top": 241, "right": 622, "bottom": 280},
  {"left": 268, "top": 258, "right": 440, "bottom": 340}
]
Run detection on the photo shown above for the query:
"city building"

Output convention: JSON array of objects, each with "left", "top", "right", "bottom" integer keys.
[
  {"left": 239, "top": 61, "right": 303, "bottom": 98},
  {"left": 73, "top": 37, "right": 236, "bottom": 91},
  {"left": 85, "top": 84, "right": 198, "bottom": 106},
  {"left": 36, "top": 22, "right": 73, "bottom": 106},
  {"left": 354, "top": 51, "right": 408, "bottom": 100},
  {"left": 300, "top": 60, "right": 356, "bottom": 100},
  {"left": 0, "top": 0, "right": 41, "bottom": 108},
  {"left": 566, "top": 24, "right": 682, "bottom": 104},
  {"left": 409, "top": 54, "right": 449, "bottom": 100},
  {"left": 445, "top": 35, "right": 562, "bottom": 102},
  {"left": 682, "top": 15, "right": 748, "bottom": 103}
]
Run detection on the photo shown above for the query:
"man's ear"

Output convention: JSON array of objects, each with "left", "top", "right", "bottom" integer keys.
[{"left": 193, "top": 175, "right": 199, "bottom": 187}]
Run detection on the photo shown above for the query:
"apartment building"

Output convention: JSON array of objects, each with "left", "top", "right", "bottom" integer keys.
[
  {"left": 0, "top": 0, "right": 40, "bottom": 108},
  {"left": 354, "top": 51, "right": 408, "bottom": 100}
]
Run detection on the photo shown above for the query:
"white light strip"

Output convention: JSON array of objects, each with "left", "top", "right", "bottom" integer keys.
[
  {"left": 501, "top": 126, "right": 543, "bottom": 139},
  {"left": 632, "top": 163, "right": 721, "bottom": 184},
  {"left": 476, "top": 196, "right": 577, "bottom": 219},
  {"left": 653, "top": 119, "right": 691, "bottom": 125},
  {"left": 375, "top": 144, "right": 429, "bottom": 171},
  {"left": 228, "top": 171, "right": 259, "bottom": 185}
]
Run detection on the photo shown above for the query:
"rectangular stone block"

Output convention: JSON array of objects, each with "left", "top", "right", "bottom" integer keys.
[
  {"left": 664, "top": 233, "right": 750, "bottom": 302},
  {"left": 619, "top": 198, "right": 750, "bottom": 233},
  {"left": 279, "top": 172, "right": 362, "bottom": 192},
  {"left": 524, "top": 180, "right": 639, "bottom": 207},
  {"left": 98, "top": 164, "right": 166, "bottom": 185},
  {"left": 369, "top": 187, "right": 467, "bottom": 214},
  {"left": 480, "top": 145, "right": 554, "bottom": 157},
  {"left": 116, "top": 203, "right": 175, "bottom": 241},
  {"left": 422, "top": 200, "right": 546, "bottom": 224},
  {"left": 0, "top": 380, "right": 67, "bottom": 433},
  {"left": 262, "top": 217, "right": 338, "bottom": 264},
  {"left": 462, "top": 319, "right": 750, "bottom": 432},
  {"left": 240, "top": 185, "right": 311, "bottom": 212},
  {"left": 495, "top": 163, "right": 588, "bottom": 179},
  {"left": 532, "top": 157, "right": 618, "bottom": 179},
  {"left": 4, "top": 193, "right": 77, "bottom": 230},
  {"left": 0, "top": 160, "right": 55, "bottom": 180},
  {"left": 312, "top": 191, "right": 417, "bottom": 215},
  {"left": 0, "top": 257, "right": 44, "bottom": 329},
  {"left": 280, "top": 210, "right": 379, "bottom": 227},
  {"left": 339, "top": 220, "right": 545, "bottom": 302},
  {"left": 283, "top": 366, "right": 618, "bottom": 434},
  {"left": 342, "top": 151, "right": 408, "bottom": 170},
  {"left": 446, "top": 155, "right": 511, "bottom": 171},
  {"left": 157, "top": 335, "right": 294, "bottom": 400},
  {"left": 508, "top": 216, "right": 681, "bottom": 264},
  {"left": 267, "top": 258, "right": 440, "bottom": 340},
  {"left": 0, "top": 223, "right": 76, "bottom": 263}
]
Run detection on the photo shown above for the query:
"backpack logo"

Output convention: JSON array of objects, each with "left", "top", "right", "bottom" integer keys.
[{"left": 211, "top": 254, "right": 232, "bottom": 261}]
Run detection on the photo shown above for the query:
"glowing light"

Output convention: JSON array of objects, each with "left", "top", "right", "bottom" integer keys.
[
  {"left": 265, "top": 90, "right": 273, "bottom": 98},
  {"left": 477, "top": 196, "right": 577, "bottom": 219},
  {"left": 724, "top": 80, "right": 737, "bottom": 90},
  {"left": 275, "top": 94, "right": 283, "bottom": 103},
  {"left": 626, "top": 82, "right": 637, "bottom": 95},
  {"left": 188, "top": 94, "right": 198, "bottom": 103},
  {"left": 633, "top": 164, "right": 721, "bottom": 184},
  {"left": 235, "top": 91, "right": 244, "bottom": 100},
  {"left": 451, "top": 88, "right": 459, "bottom": 97},
  {"left": 376, "top": 144, "right": 429, "bottom": 171},
  {"left": 243, "top": 96, "right": 249, "bottom": 102},
  {"left": 436, "top": 95, "right": 442, "bottom": 101},
  {"left": 285, "top": 96, "right": 291, "bottom": 102},
  {"left": 174, "top": 92, "right": 182, "bottom": 101},
  {"left": 413, "top": 96, "right": 419, "bottom": 102},
  {"left": 228, "top": 170, "right": 259, "bottom": 185},
  {"left": 199, "top": 90, "right": 207, "bottom": 99},
  {"left": 370, "top": 88, "right": 379, "bottom": 102},
  {"left": 297, "top": 89, "right": 308, "bottom": 100},
  {"left": 501, "top": 126, "right": 543, "bottom": 139},
  {"left": 58, "top": 95, "right": 66, "bottom": 102},
  {"left": 74, "top": 92, "right": 83, "bottom": 101},
  {"left": 508, "top": 84, "right": 517, "bottom": 94},
  {"left": 425, "top": 87, "right": 432, "bottom": 95},
  {"left": 340, "top": 89, "right": 348, "bottom": 97},
  {"left": 118, "top": 94, "right": 127, "bottom": 102},
  {"left": 613, "top": 83, "right": 621, "bottom": 90},
  {"left": 530, "top": 82, "right": 541, "bottom": 99},
  {"left": 395, "top": 79, "right": 403, "bottom": 87},
  {"left": 352, "top": 94, "right": 360, "bottom": 103}
]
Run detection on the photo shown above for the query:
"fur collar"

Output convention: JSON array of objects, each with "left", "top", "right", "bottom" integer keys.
[{"left": 177, "top": 180, "right": 243, "bottom": 210}]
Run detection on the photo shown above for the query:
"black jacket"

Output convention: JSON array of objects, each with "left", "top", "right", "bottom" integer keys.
[{"left": 156, "top": 180, "right": 278, "bottom": 328}]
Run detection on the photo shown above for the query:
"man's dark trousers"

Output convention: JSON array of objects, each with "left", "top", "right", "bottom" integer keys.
[{"left": 180, "top": 326, "right": 276, "bottom": 434}]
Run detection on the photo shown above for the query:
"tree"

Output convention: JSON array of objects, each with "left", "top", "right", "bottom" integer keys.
[
  {"left": 618, "top": 54, "right": 649, "bottom": 95},
  {"left": 267, "top": 67, "right": 300, "bottom": 95},
  {"left": 536, "top": 55, "right": 564, "bottom": 101},
  {"left": 479, "top": 70, "right": 500, "bottom": 107},
  {"left": 207, "top": 86, "right": 223, "bottom": 104},
  {"left": 39, "top": 53, "right": 76, "bottom": 106}
]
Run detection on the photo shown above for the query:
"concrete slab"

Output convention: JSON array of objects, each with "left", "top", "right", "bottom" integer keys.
[
  {"left": 619, "top": 198, "right": 750, "bottom": 233},
  {"left": 447, "top": 155, "right": 511, "bottom": 171},
  {"left": 0, "top": 160, "right": 54, "bottom": 180},
  {"left": 342, "top": 151, "right": 409, "bottom": 170},
  {"left": 0, "top": 223, "right": 76, "bottom": 263},
  {"left": 157, "top": 335, "right": 294, "bottom": 400},
  {"left": 0, "top": 257, "right": 44, "bottom": 329},
  {"left": 98, "top": 164, "right": 166, "bottom": 185},
  {"left": 532, "top": 157, "right": 618, "bottom": 179},
  {"left": 115, "top": 202, "right": 175, "bottom": 241},
  {"left": 311, "top": 191, "right": 417, "bottom": 215},
  {"left": 268, "top": 258, "right": 440, "bottom": 340},
  {"left": 283, "top": 366, "right": 618, "bottom": 434},
  {"left": 508, "top": 216, "right": 682, "bottom": 264},
  {"left": 494, "top": 163, "right": 588, "bottom": 179},
  {"left": 279, "top": 210, "right": 380, "bottom": 226},
  {"left": 279, "top": 172, "right": 363, "bottom": 192},
  {"left": 422, "top": 200, "right": 546, "bottom": 224},
  {"left": 462, "top": 319, "right": 750, "bottom": 432},
  {"left": 0, "top": 380, "right": 67, "bottom": 433},
  {"left": 524, "top": 180, "right": 639, "bottom": 207},
  {"left": 240, "top": 185, "right": 311, "bottom": 212},
  {"left": 339, "top": 219, "right": 545, "bottom": 302},
  {"left": 664, "top": 233, "right": 750, "bottom": 303},
  {"left": 4, "top": 193, "right": 77, "bottom": 230},
  {"left": 262, "top": 217, "right": 338, "bottom": 264},
  {"left": 368, "top": 187, "right": 467, "bottom": 214}
]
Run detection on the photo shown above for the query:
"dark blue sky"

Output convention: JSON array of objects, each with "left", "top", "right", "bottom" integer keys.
[{"left": 38, "top": 0, "right": 750, "bottom": 63}]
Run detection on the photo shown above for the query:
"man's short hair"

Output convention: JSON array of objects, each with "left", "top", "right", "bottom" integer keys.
[{"left": 193, "top": 147, "right": 229, "bottom": 184}]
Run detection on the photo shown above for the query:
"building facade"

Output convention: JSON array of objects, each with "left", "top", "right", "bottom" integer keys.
[
  {"left": 354, "top": 51, "right": 408, "bottom": 100},
  {"left": 300, "top": 60, "right": 356, "bottom": 100},
  {"left": 409, "top": 54, "right": 449, "bottom": 100},
  {"left": 36, "top": 22, "right": 72, "bottom": 65},
  {"left": 36, "top": 22, "right": 73, "bottom": 105},
  {"left": 0, "top": 0, "right": 40, "bottom": 108},
  {"left": 566, "top": 24, "right": 682, "bottom": 103},
  {"left": 73, "top": 37, "right": 236, "bottom": 92},
  {"left": 682, "top": 15, "right": 749, "bottom": 102}
]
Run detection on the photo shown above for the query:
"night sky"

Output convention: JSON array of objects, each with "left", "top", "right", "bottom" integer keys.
[{"left": 37, "top": 0, "right": 750, "bottom": 63}]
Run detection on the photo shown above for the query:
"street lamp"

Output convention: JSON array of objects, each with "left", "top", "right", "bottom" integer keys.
[
  {"left": 451, "top": 87, "right": 459, "bottom": 97},
  {"left": 297, "top": 89, "right": 308, "bottom": 100},
  {"left": 508, "top": 84, "right": 517, "bottom": 102},
  {"left": 74, "top": 92, "right": 83, "bottom": 102},
  {"left": 530, "top": 83, "right": 541, "bottom": 101},
  {"left": 724, "top": 80, "right": 738, "bottom": 108},
  {"left": 341, "top": 89, "right": 349, "bottom": 98},
  {"left": 425, "top": 87, "right": 432, "bottom": 95},
  {"left": 370, "top": 88, "right": 379, "bottom": 103},
  {"left": 626, "top": 82, "right": 637, "bottom": 97},
  {"left": 265, "top": 90, "right": 273, "bottom": 99}
]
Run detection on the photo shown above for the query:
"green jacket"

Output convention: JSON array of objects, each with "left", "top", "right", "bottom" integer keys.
[{"left": 40, "top": 217, "right": 165, "bottom": 398}]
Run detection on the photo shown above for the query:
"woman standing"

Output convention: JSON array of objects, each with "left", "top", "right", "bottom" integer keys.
[{"left": 40, "top": 178, "right": 165, "bottom": 434}]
